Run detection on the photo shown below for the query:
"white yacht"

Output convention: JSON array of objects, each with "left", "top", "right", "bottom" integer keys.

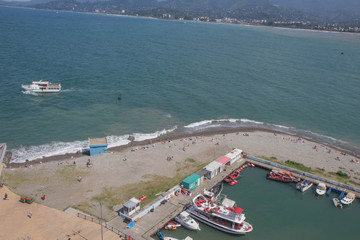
[
  {"left": 174, "top": 211, "right": 200, "bottom": 231},
  {"left": 315, "top": 182, "right": 327, "bottom": 196},
  {"left": 187, "top": 194, "right": 253, "bottom": 235},
  {"left": 22, "top": 80, "right": 61, "bottom": 93},
  {"left": 341, "top": 192, "right": 356, "bottom": 205}
]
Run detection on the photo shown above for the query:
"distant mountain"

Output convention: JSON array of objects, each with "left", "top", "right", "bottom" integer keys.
[{"left": 270, "top": 0, "right": 360, "bottom": 22}]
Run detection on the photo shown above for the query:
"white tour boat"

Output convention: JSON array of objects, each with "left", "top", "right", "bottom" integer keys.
[
  {"left": 341, "top": 192, "right": 356, "bottom": 205},
  {"left": 296, "top": 180, "right": 313, "bottom": 192},
  {"left": 187, "top": 193, "right": 253, "bottom": 235},
  {"left": 315, "top": 182, "right": 327, "bottom": 196},
  {"left": 174, "top": 211, "right": 200, "bottom": 231},
  {"left": 22, "top": 80, "right": 61, "bottom": 93}
]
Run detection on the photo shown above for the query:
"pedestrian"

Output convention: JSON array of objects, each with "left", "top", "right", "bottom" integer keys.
[
  {"left": 29, "top": 211, "right": 32, "bottom": 218},
  {"left": 4, "top": 193, "right": 8, "bottom": 200},
  {"left": 42, "top": 194, "right": 46, "bottom": 200},
  {"left": 78, "top": 176, "right": 82, "bottom": 182}
]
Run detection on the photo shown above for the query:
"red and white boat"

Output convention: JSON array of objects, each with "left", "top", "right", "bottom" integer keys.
[
  {"left": 266, "top": 172, "right": 293, "bottom": 183},
  {"left": 22, "top": 80, "right": 61, "bottom": 93},
  {"left": 187, "top": 194, "right": 253, "bottom": 235}
]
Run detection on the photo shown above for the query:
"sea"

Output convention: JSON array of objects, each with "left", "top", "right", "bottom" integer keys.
[
  {"left": 0, "top": 6, "right": 360, "bottom": 164},
  {"left": 1, "top": 6, "right": 360, "bottom": 240}
]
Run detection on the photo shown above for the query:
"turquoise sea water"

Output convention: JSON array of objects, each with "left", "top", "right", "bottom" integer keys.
[
  {"left": 164, "top": 167, "right": 360, "bottom": 240},
  {"left": 1, "top": 6, "right": 360, "bottom": 162}
]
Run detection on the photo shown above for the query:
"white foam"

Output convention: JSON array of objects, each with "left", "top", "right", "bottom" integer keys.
[
  {"left": 22, "top": 90, "right": 38, "bottom": 96},
  {"left": 10, "top": 126, "right": 178, "bottom": 163},
  {"left": 239, "top": 118, "right": 265, "bottom": 125},
  {"left": 184, "top": 120, "right": 213, "bottom": 128},
  {"left": 11, "top": 140, "right": 88, "bottom": 163}
]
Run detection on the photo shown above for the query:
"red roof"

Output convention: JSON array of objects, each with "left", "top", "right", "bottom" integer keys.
[
  {"left": 215, "top": 156, "right": 231, "bottom": 165},
  {"left": 233, "top": 207, "right": 243, "bottom": 214}
]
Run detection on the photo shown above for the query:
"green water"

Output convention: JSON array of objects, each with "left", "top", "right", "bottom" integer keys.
[{"left": 164, "top": 167, "right": 359, "bottom": 239}]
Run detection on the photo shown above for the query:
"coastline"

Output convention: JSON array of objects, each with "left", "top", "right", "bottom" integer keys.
[
  {"left": 1, "top": 5, "right": 359, "bottom": 35},
  {"left": 5, "top": 127, "right": 360, "bottom": 169}
]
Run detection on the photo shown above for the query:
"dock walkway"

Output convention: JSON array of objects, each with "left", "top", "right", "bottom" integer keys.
[
  {"left": 108, "top": 159, "right": 246, "bottom": 240},
  {"left": 246, "top": 156, "right": 360, "bottom": 198}
]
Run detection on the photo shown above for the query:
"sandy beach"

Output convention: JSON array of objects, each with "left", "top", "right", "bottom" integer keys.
[{"left": 2, "top": 130, "right": 360, "bottom": 224}]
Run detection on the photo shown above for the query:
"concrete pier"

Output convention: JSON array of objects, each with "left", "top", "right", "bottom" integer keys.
[
  {"left": 108, "top": 158, "right": 247, "bottom": 240},
  {"left": 246, "top": 156, "right": 360, "bottom": 198}
]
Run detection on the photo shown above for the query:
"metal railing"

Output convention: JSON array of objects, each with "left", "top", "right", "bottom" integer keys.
[{"left": 77, "top": 212, "right": 131, "bottom": 239}]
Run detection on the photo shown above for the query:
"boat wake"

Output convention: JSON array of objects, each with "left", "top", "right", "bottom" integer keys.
[{"left": 21, "top": 90, "right": 38, "bottom": 96}]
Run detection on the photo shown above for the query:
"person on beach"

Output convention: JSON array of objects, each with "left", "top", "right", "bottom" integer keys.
[
  {"left": 42, "top": 194, "right": 46, "bottom": 200},
  {"left": 78, "top": 176, "right": 82, "bottom": 182},
  {"left": 4, "top": 193, "right": 8, "bottom": 200},
  {"left": 28, "top": 211, "right": 32, "bottom": 218}
]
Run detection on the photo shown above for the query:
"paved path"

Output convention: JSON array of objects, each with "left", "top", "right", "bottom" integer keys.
[{"left": 0, "top": 163, "right": 121, "bottom": 240}]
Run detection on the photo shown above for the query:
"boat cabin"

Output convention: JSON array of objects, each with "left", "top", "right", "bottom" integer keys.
[{"left": 122, "top": 197, "right": 141, "bottom": 216}]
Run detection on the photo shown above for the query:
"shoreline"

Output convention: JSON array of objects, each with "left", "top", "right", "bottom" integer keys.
[
  {"left": 5, "top": 127, "right": 360, "bottom": 168},
  {"left": 1, "top": 5, "right": 360, "bottom": 35}
]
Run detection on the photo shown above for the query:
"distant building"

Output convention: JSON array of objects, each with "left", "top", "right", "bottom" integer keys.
[{"left": 89, "top": 137, "right": 108, "bottom": 156}]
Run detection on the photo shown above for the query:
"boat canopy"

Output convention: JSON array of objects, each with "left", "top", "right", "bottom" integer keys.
[
  {"left": 222, "top": 197, "right": 236, "bottom": 208},
  {"left": 232, "top": 207, "right": 243, "bottom": 214}
]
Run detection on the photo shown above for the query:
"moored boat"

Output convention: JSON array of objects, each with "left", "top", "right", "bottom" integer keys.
[
  {"left": 341, "top": 192, "right": 356, "bottom": 205},
  {"left": 333, "top": 198, "right": 343, "bottom": 208},
  {"left": 272, "top": 170, "right": 300, "bottom": 182},
  {"left": 174, "top": 211, "right": 200, "bottom": 231},
  {"left": 187, "top": 194, "right": 253, "bottom": 235},
  {"left": 316, "top": 182, "right": 327, "bottom": 196},
  {"left": 22, "top": 80, "right": 61, "bottom": 93},
  {"left": 266, "top": 172, "right": 292, "bottom": 183},
  {"left": 296, "top": 180, "right": 313, "bottom": 192}
]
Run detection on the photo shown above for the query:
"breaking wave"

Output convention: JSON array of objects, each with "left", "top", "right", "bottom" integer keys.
[{"left": 10, "top": 126, "right": 178, "bottom": 163}]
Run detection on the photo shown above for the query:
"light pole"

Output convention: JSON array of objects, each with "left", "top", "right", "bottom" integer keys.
[{"left": 100, "top": 202, "right": 104, "bottom": 240}]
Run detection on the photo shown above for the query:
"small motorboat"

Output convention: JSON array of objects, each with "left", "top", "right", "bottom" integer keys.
[
  {"left": 266, "top": 172, "right": 292, "bottom": 183},
  {"left": 341, "top": 192, "right": 356, "bottom": 205},
  {"left": 165, "top": 222, "right": 181, "bottom": 230},
  {"left": 296, "top": 180, "right": 313, "bottom": 192},
  {"left": 246, "top": 162, "right": 255, "bottom": 167},
  {"left": 174, "top": 211, "right": 200, "bottom": 230},
  {"left": 228, "top": 180, "right": 238, "bottom": 185},
  {"left": 156, "top": 231, "right": 164, "bottom": 240},
  {"left": 316, "top": 182, "right": 327, "bottom": 196},
  {"left": 333, "top": 198, "right": 343, "bottom": 208}
]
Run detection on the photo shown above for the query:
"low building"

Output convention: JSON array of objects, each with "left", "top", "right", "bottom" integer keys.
[
  {"left": 225, "top": 148, "right": 243, "bottom": 165},
  {"left": 215, "top": 156, "right": 231, "bottom": 165},
  {"left": 122, "top": 197, "right": 141, "bottom": 217},
  {"left": 182, "top": 173, "right": 202, "bottom": 191},
  {"left": 203, "top": 161, "right": 224, "bottom": 179},
  {"left": 89, "top": 137, "right": 108, "bottom": 156}
]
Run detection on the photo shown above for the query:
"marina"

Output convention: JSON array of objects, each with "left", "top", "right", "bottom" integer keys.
[{"left": 102, "top": 154, "right": 360, "bottom": 239}]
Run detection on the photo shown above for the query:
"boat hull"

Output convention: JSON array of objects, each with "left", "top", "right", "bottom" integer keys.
[
  {"left": 174, "top": 217, "right": 200, "bottom": 231},
  {"left": 187, "top": 209, "right": 252, "bottom": 235}
]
